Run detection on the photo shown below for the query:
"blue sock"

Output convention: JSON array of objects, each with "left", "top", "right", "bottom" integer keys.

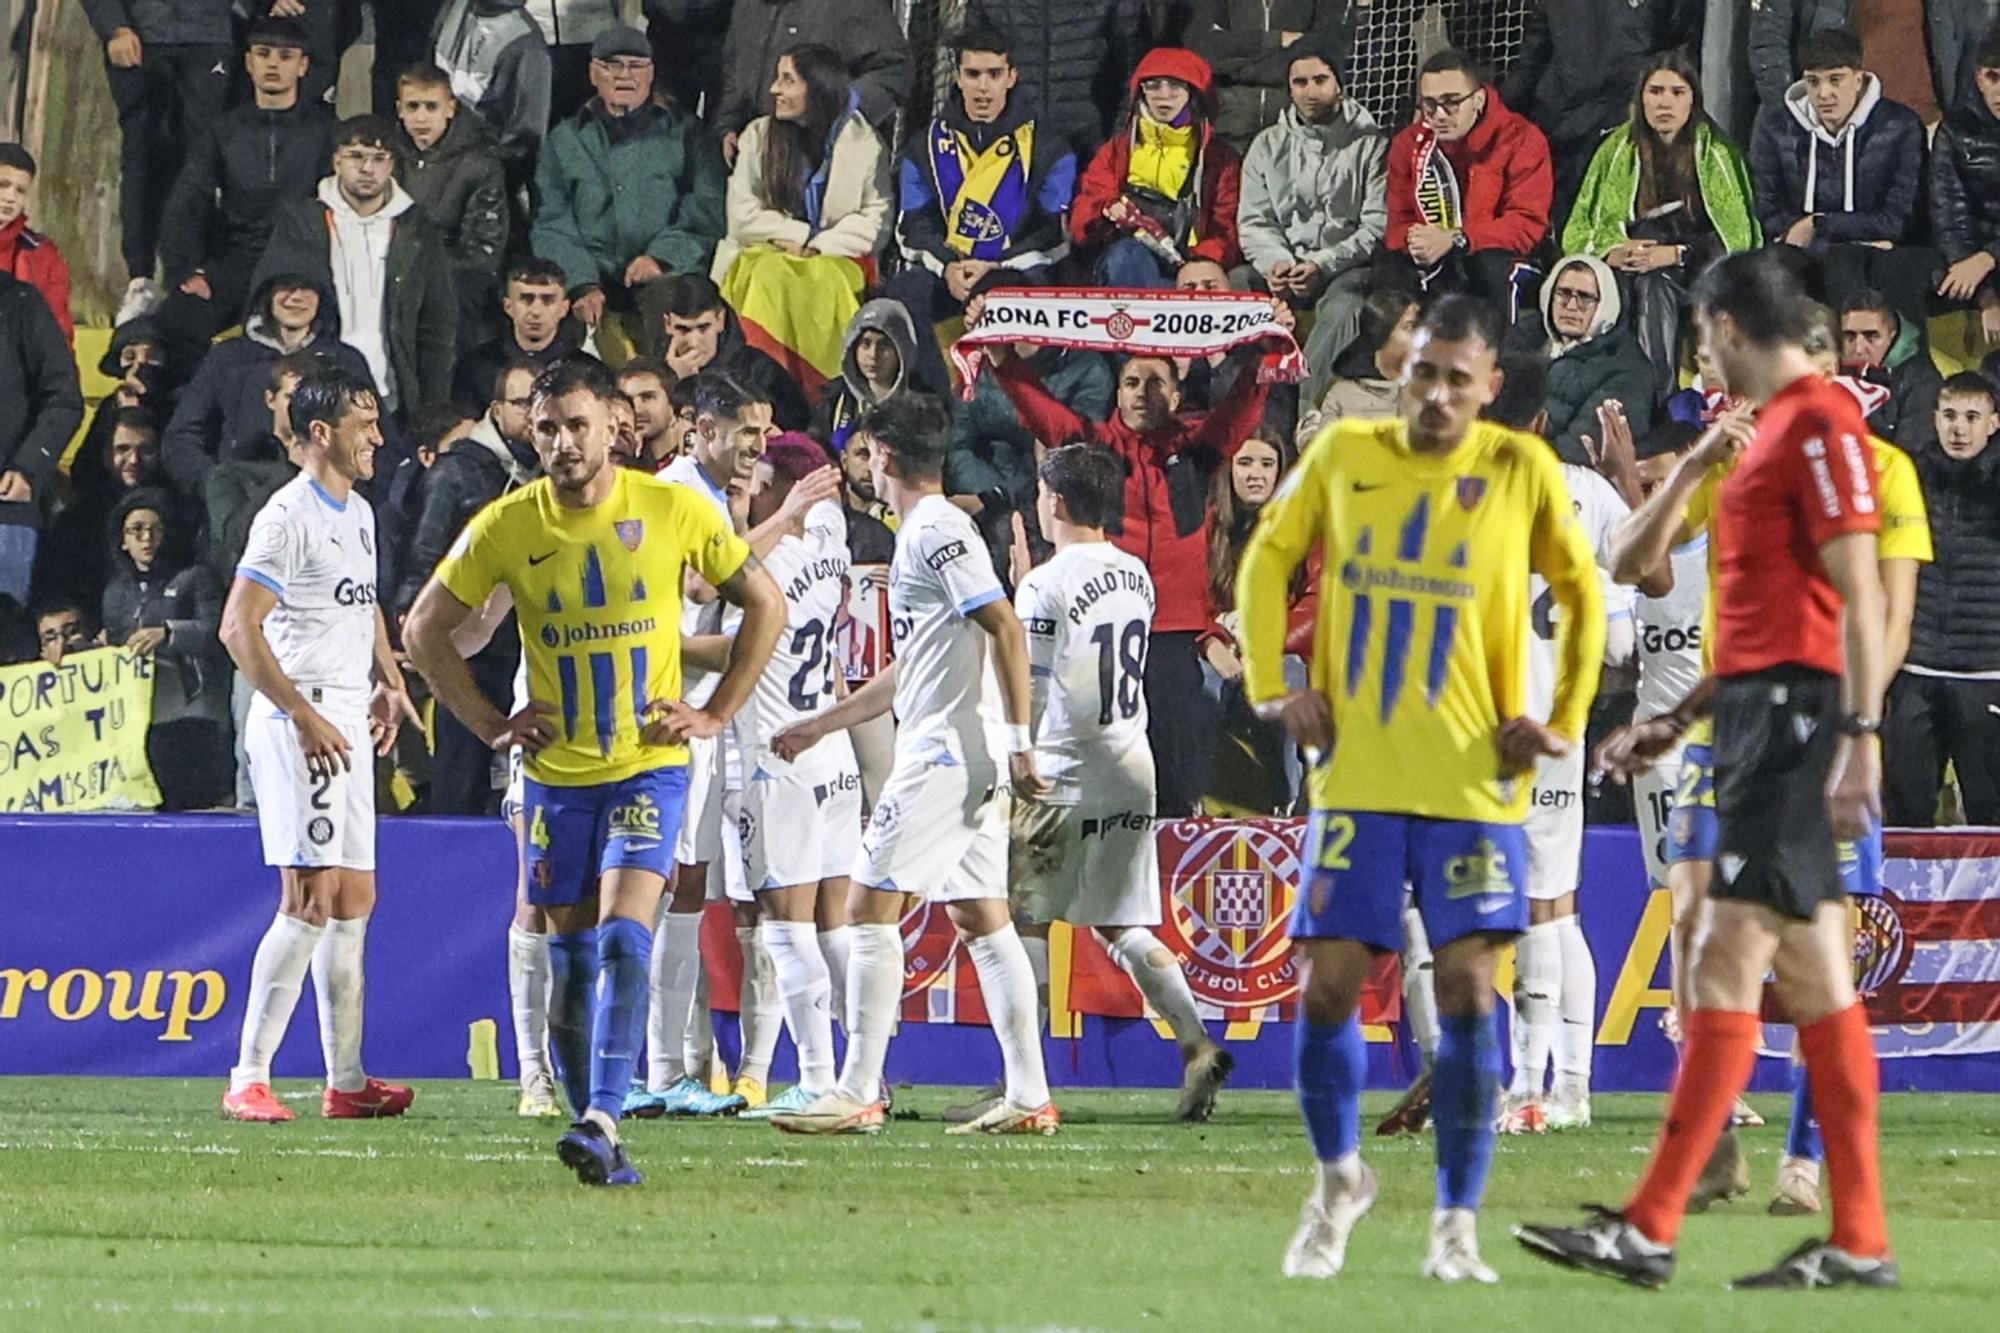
[
  {"left": 1432, "top": 1011, "right": 1502, "bottom": 1211},
  {"left": 547, "top": 928, "right": 598, "bottom": 1120},
  {"left": 1294, "top": 1015, "right": 1365, "bottom": 1161},
  {"left": 589, "top": 917, "right": 655, "bottom": 1119},
  {"left": 1786, "top": 1059, "right": 1823, "bottom": 1161}
]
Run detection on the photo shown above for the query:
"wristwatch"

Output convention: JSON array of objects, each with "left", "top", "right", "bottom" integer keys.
[{"left": 1836, "top": 713, "right": 1881, "bottom": 737}]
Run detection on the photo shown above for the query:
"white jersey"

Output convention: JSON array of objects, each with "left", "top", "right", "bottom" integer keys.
[
  {"left": 737, "top": 532, "right": 856, "bottom": 781},
  {"left": 236, "top": 473, "right": 379, "bottom": 710},
  {"left": 805, "top": 497, "right": 847, "bottom": 560},
  {"left": 659, "top": 452, "right": 733, "bottom": 707},
  {"left": 1527, "top": 464, "right": 1632, "bottom": 725},
  {"left": 1014, "top": 542, "right": 1157, "bottom": 806},
  {"left": 887, "top": 494, "right": 1005, "bottom": 758},
  {"left": 1634, "top": 536, "right": 1708, "bottom": 722}
]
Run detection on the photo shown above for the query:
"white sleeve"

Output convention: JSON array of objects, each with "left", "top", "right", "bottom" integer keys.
[
  {"left": 917, "top": 518, "right": 1005, "bottom": 619},
  {"left": 805, "top": 498, "right": 847, "bottom": 559},
  {"left": 1014, "top": 572, "right": 1059, "bottom": 728},
  {"left": 237, "top": 505, "right": 301, "bottom": 595}
]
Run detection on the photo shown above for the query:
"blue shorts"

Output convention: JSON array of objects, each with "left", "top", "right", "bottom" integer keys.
[
  {"left": 523, "top": 766, "right": 689, "bottom": 907},
  {"left": 1838, "top": 818, "right": 1884, "bottom": 898},
  {"left": 1293, "top": 810, "right": 1528, "bottom": 953},
  {"left": 1666, "top": 741, "right": 1717, "bottom": 865}
]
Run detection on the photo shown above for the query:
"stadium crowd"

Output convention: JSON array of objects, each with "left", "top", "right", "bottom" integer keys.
[{"left": 1, "top": 0, "right": 1997, "bottom": 827}]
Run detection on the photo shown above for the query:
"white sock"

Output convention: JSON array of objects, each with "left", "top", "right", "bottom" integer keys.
[
  {"left": 834, "top": 923, "right": 903, "bottom": 1103},
  {"left": 312, "top": 915, "right": 371, "bottom": 1094},
  {"left": 1316, "top": 1150, "right": 1365, "bottom": 1206},
  {"left": 230, "top": 914, "right": 323, "bottom": 1093},
  {"left": 762, "top": 919, "right": 836, "bottom": 1093},
  {"left": 507, "top": 924, "right": 552, "bottom": 1087},
  {"left": 1104, "top": 927, "right": 1207, "bottom": 1053},
  {"left": 1020, "top": 932, "right": 1051, "bottom": 1034},
  {"left": 648, "top": 908, "right": 702, "bottom": 1089},
  {"left": 1510, "top": 920, "right": 1561, "bottom": 1100},
  {"left": 1554, "top": 915, "right": 1597, "bottom": 1096},
  {"left": 966, "top": 926, "right": 1052, "bottom": 1109},
  {"left": 818, "top": 925, "right": 852, "bottom": 1032},
  {"left": 1400, "top": 905, "right": 1440, "bottom": 1068},
  {"left": 685, "top": 967, "right": 715, "bottom": 1080},
  {"left": 734, "top": 924, "right": 782, "bottom": 1086}
]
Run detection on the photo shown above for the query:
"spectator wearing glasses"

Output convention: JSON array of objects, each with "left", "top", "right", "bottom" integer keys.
[
  {"left": 33, "top": 598, "right": 102, "bottom": 668},
  {"left": 38, "top": 408, "right": 190, "bottom": 613},
  {"left": 532, "top": 26, "right": 727, "bottom": 356},
  {"left": 252, "top": 117, "right": 459, "bottom": 418},
  {"left": 520, "top": 1, "right": 628, "bottom": 122},
  {"left": 431, "top": 0, "right": 554, "bottom": 184},
  {"left": 1377, "top": 48, "right": 1553, "bottom": 313},
  {"left": 1528, "top": 254, "right": 1656, "bottom": 465},
  {"left": 0, "top": 144, "right": 73, "bottom": 347}
]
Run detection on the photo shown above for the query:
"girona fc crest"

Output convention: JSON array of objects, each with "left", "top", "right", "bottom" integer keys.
[
  {"left": 1155, "top": 819, "right": 1304, "bottom": 1011},
  {"left": 1104, "top": 308, "right": 1138, "bottom": 341},
  {"left": 1852, "top": 893, "right": 1909, "bottom": 996}
]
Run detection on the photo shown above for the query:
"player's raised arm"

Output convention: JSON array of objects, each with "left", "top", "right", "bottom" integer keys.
[
  {"left": 1607, "top": 404, "right": 1751, "bottom": 586},
  {"left": 221, "top": 574, "right": 354, "bottom": 774}
]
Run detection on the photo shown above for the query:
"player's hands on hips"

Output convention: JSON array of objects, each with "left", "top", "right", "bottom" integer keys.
[
  {"left": 1496, "top": 716, "right": 1568, "bottom": 776},
  {"left": 1009, "top": 749, "right": 1051, "bottom": 800},
  {"left": 643, "top": 698, "right": 722, "bottom": 747},
  {"left": 293, "top": 704, "right": 353, "bottom": 776},
  {"left": 1592, "top": 716, "right": 1684, "bottom": 783},
  {"left": 1826, "top": 733, "right": 1883, "bottom": 840},
  {"left": 490, "top": 701, "right": 558, "bottom": 756},
  {"left": 1255, "top": 688, "right": 1334, "bottom": 754},
  {"left": 368, "top": 682, "right": 421, "bottom": 756}
]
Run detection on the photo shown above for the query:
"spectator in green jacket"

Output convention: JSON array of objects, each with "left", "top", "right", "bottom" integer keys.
[
  {"left": 530, "top": 25, "right": 727, "bottom": 359},
  {"left": 1563, "top": 51, "right": 1760, "bottom": 401}
]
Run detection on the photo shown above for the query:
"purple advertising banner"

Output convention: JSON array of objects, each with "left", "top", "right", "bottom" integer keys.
[{"left": 5, "top": 816, "right": 1998, "bottom": 1092}]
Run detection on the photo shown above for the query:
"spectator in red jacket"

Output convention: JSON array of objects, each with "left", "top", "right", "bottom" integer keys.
[
  {"left": 0, "top": 145, "right": 74, "bottom": 347},
  {"left": 1376, "top": 49, "right": 1553, "bottom": 315},
  {"left": 1072, "top": 47, "right": 1244, "bottom": 288},
  {"left": 969, "top": 291, "right": 1272, "bottom": 813}
]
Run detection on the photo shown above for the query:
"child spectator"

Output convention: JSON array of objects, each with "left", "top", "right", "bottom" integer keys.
[
  {"left": 0, "top": 144, "right": 73, "bottom": 346},
  {"left": 394, "top": 63, "right": 511, "bottom": 357},
  {"left": 1294, "top": 286, "right": 1415, "bottom": 443},
  {"left": 820, "top": 299, "right": 919, "bottom": 456}
]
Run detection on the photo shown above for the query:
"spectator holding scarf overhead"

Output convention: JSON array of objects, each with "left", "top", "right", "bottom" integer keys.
[
  {"left": 887, "top": 27, "right": 1078, "bottom": 396},
  {"left": 714, "top": 45, "right": 892, "bottom": 401},
  {"left": 1564, "top": 50, "right": 1760, "bottom": 401},
  {"left": 1072, "top": 47, "right": 1243, "bottom": 289}
]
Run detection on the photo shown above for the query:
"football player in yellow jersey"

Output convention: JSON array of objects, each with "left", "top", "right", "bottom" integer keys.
[
  {"left": 406, "top": 360, "right": 785, "bottom": 1187},
  {"left": 1238, "top": 295, "right": 1606, "bottom": 1284}
]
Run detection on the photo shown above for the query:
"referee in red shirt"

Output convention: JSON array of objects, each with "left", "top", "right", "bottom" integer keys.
[{"left": 1517, "top": 253, "right": 1896, "bottom": 1290}]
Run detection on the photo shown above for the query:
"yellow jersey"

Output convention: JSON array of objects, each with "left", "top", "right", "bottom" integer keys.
[
  {"left": 434, "top": 468, "right": 752, "bottom": 787},
  {"left": 1238, "top": 418, "right": 1606, "bottom": 823}
]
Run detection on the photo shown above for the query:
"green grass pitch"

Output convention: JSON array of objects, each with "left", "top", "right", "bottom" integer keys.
[{"left": 2, "top": 1080, "right": 1995, "bottom": 1330}]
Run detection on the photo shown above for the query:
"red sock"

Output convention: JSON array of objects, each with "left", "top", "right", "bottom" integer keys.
[
  {"left": 1799, "top": 1002, "right": 1890, "bottom": 1258},
  {"left": 1623, "top": 1008, "right": 1759, "bottom": 1246}
]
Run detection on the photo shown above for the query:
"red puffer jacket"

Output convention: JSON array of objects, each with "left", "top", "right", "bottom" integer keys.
[
  {"left": 0, "top": 214, "right": 73, "bottom": 347},
  {"left": 1384, "top": 88, "right": 1552, "bottom": 258},
  {"left": 1072, "top": 47, "right": 1244, "bottom": 269}
]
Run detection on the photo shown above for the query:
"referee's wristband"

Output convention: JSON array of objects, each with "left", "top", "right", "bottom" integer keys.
[{"left": 1003, "top": 723, "right": 1034, "bottom": 754}]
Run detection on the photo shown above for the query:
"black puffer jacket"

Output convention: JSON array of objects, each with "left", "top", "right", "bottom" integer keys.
[
  {"left": 1502, "top": 0, "right": 1699, "bottom": 152},
  {"left": 100, "top": 490, "right": 229, "bottom": 729},
  {"left": 1906, "top": 440, "right": 2000, "bottom": 675},
  {"left": 0, "top": 273, "right": 84, "bottom": 534},
  {"left": 1184, "top": 0, "right": 1353, "bottom": 148},
  {"left": 1749, "top": 74, "right": 1926, "bottom": 244},
  {"left": 392, "top": 421, "right": 532, "bottom": 617},
  {"left": 396, "top": 111, "right": 509, "bottom": 284},
  {"left": 158, "top": 98, "right": 338, "bottom": 289},
  {"left": 1748, "top": 0, "right": 2000, "bottom": 111},
  {"left": 966, "top": 0, "right": 1152, "bottom": 149},
  {"left": 80, "top": 0, "right": 233, "bottom": 45},
  {"left": 1930, "top": 91, "right": 2000, "bottom": 264}
]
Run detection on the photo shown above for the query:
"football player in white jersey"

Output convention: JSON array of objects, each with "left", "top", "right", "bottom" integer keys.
[
  {"left": 768, "top": 395, "right": 1057, "bottom": 1136},
  {"left": 1011, "top": 445, "right": 1234, "bottom": 1122},
  {"left": 218, "top": 366, "right": 419, "bottom": 1123}
]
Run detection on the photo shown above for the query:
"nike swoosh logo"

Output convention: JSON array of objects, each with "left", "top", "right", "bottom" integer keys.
[
  {"left": 528, "top": 551, "right": 556, "bottom": 567},
  {"left": 1351, "top": 481, "right": 1386, "bottom": 493}
]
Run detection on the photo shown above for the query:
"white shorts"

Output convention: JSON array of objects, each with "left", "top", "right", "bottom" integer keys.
[
  {"left": 853, "top": 745, "right": 1008, "bottom": 902},
  {"left": 675, "top": 733, "right": 725, "bottom": 866},
  {"left": 1632, "top": 745, "right": 1685, "bottom": 890},
  {"left": 1525, "top": 747, "right": 1584, "bottom": 902},
  {"left": 1008, "top": 799, "right": 1161, "bottom": 928},
  {"left": 730, "top": 765, "right": 864, "bottom": 903},
  {"left": 245, "top": 699, "right": 375, "bottom": 871}
]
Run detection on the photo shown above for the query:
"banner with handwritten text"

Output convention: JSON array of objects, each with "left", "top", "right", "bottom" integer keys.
[{"left": 0, "top": 647, "right": 162, "bottom": 812}]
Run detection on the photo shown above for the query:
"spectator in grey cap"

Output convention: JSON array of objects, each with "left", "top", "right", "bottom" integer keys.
[{"left": 531, "top": 23, "right": 730, "bottom": 347}]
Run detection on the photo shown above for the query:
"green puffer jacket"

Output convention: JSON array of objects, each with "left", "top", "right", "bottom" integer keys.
[
  {"left": 530, "top": 99, "right": 728, "bottom": 296},
  {"left": 1561, "top": 120, "right": 1761, "bottom": 259}
]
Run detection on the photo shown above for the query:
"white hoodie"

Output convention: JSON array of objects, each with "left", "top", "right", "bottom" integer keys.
[
  {"left": 1540, "top": 254, "right": 1623, "bottom": 356},
  {"left": 318, "top": 175, "right": 416, "bottom": 410},
  {"left": 1782, "top": 72, "right": 1886, "bottom": 217}
]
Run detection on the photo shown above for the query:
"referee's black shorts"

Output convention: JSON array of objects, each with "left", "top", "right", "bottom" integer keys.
[{"left": 1710, "top": 666, "right": 1845, "bottom": 921}]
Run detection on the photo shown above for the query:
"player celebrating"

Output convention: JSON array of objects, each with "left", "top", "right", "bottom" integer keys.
[
  {"left": 1241, "top": 295, "right": 1607, "bottom": 1283},
  {"left": 220, "top": 366, "right": 419, "bottom": 1124},
  {"left": 406, "top": 359, "right": 785, "bottom": 1186},
  {"left": 1517, "top": 252, "right": 1896, "bottom": 1290},
  {"left": 766, "top": 395, "right": 1056, "bottom": 1137},
  {"left": 1010, "top": 445, "right": 1233, "bottom": 1123}
]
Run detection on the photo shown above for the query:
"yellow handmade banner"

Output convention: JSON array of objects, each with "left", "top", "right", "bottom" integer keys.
[{"left": 0, "top": 647, "right": 163, "bottom": 812}]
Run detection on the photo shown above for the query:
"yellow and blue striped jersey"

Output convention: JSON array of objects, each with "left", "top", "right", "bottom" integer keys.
[
  {"left": 435, "top": 468, "right": 752, "bottom": 787},
  {"left": 1237, "top": 418, "right": 1605, "bottom": 823}
]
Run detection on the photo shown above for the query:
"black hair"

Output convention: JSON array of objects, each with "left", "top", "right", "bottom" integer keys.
[
  {"left": 531, "top": 356, "right": 622, "bottom": 406},
  {"left": 952, "top": 25, "right": 1013, "bottom": 66},
  {"left": 1038, "top": 444, "right": 1126, "bottom": 530},
  {"left": 762, "top": 43, "right": 850, "bottom": 219},
  {"left": 0, "top": 143, "right": 36, "bottom": 177},
  {"left": 396, "top": 62, "right": 454, "bottom": 93},
  {"left": 33, "top": 592, "right": 92, "bottom": 627},
  {"left": 667, "top": 374, "right": 699, "bottom": 416},
  {"left": 858, "top": 394, "right": 950, "bottom": 480},
  {"left": 244, "top": 14, "right": 310, "bottom": 51},
  {"left": 1414, "top": 293, "right": 1504, "bottom": 354},
  {"left": 1484, "top": 345, "right": 1550, "bottom": 431},
  {"left": 112, "top": 407, "right": 160, "bottom": 437},
  {"left": 289, "top": 366, "right": 379, "bottom": 442},
  {"left": 1419, "top": 48, "right": 1484, "bottom": 84},
  {"left": 1798, "top": 26, "right": 1865, "bottom": 75},
  {"left": 1637, "top": 418, "right": 1702, "bottom": 460},
  {"left": 1979, "top": 21, "right": 2000, "bottom": 71},
  {"left": 1837, "top": 287, "right": 1896, "bottom": 322},
  {"left": 506, "top": 256, "right": 569, "bottom": 291},
  {"left": 409, "top": 403, "right": 475, "bottom": 455},
  {"left": 692, "top": 369, "right": 770, "bottom": 422},
  {"left": 660, "top": 273, "right": 726, "bottom": 319},
  {"left": 1939, "top": 369, "right": 1998, "bottom": 410},
  {"left": 1118, "top": 353, "right": 1182, "bottom": 387},
  {"left": 1358, "top": 286, "right": 1419, "bottom": 355},
  {"left": 1286, "top": 46, "right": 1346, "bottom": 84},
  {"left": 617, "top": 357, "right": 675, "bottom": 393},
  {"left": 269, "top": 350, "right": 330, "bottom": 392},
  {"left": 332, "top": 114, "right": 400, "bottom": 161},
  {"left": 494, "top": 354, "right": 544, "bottom": 404},
  {"left": 1690, "top": 251, "right": 1815, "bottom": 348}
]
